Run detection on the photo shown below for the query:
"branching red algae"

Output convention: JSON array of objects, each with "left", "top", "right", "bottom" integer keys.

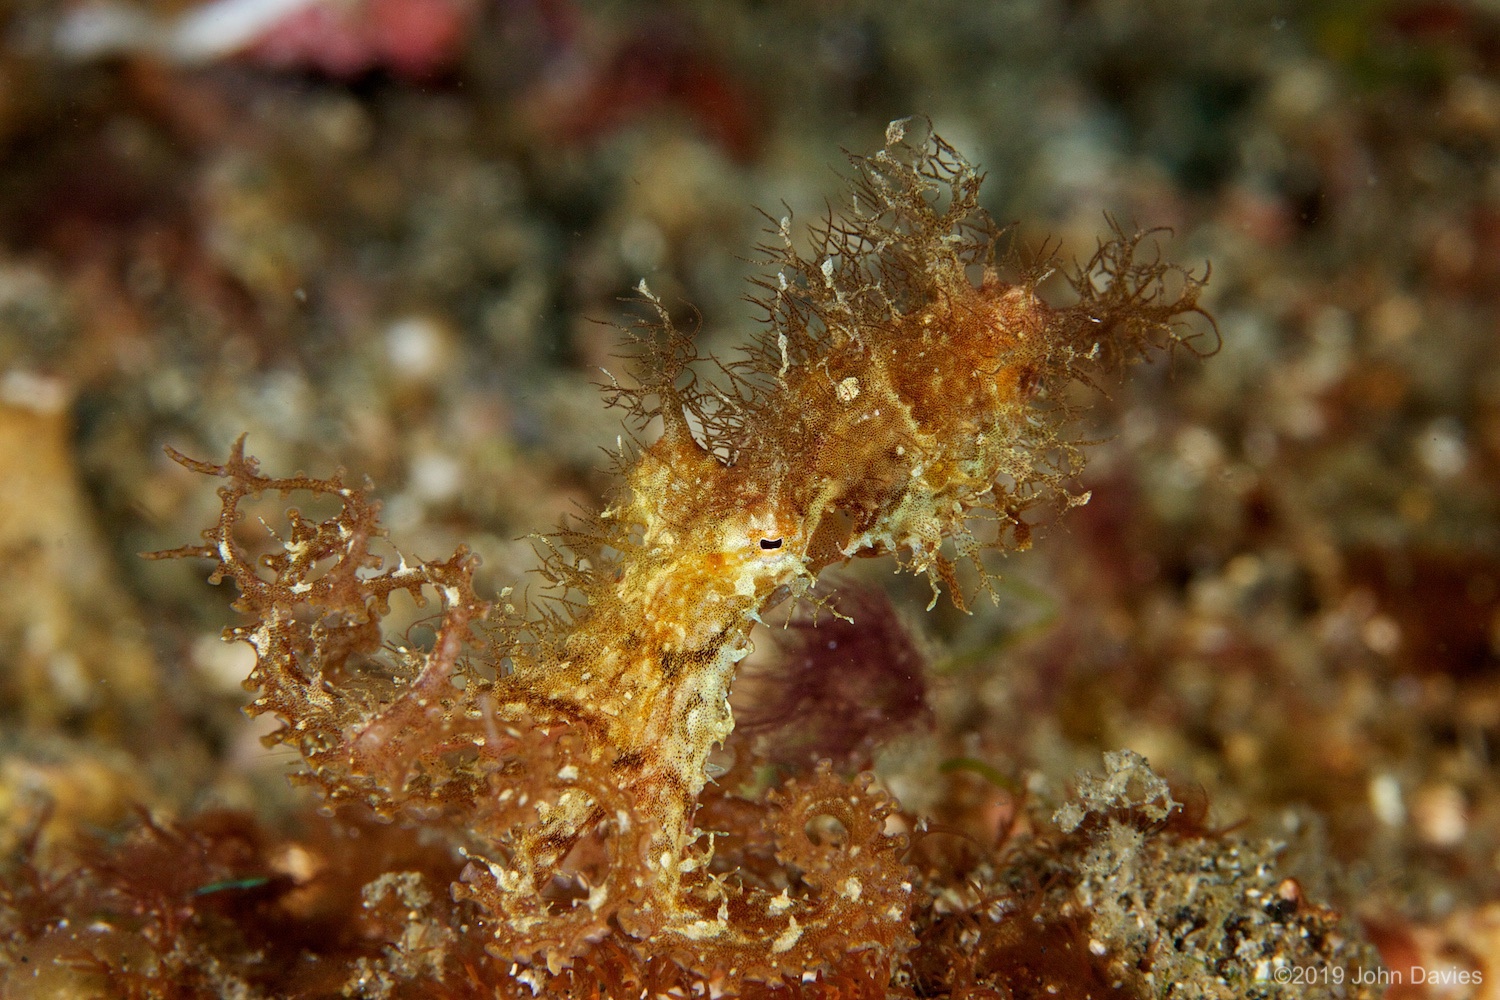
[{"left": 148, "top": 120, "right": 1211, "bottom": 985}]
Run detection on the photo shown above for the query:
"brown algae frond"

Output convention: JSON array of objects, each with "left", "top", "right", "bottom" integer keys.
[{"left": 155, "top": 119, "right": 1211, "bottom": 982}]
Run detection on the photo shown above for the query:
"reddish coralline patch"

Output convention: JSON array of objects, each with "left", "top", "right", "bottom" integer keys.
[
  {"left": 521, "top": 18, "right": 763, "bottom": 160},
  {"left": 914, "top": 908, "right": 1137, "bottom": 1000},
  {"left": 245, "top": 0, "right": 473, "bottom": 80},
  {"left": 732, "top": 586, "right": 932, "bottom": 772},
  {"left": 1345, "top": 546, "right": 1500, "bottom": 678}
]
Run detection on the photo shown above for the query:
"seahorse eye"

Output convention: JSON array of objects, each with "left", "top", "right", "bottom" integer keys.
[{"left": 759, "top": 537, "right": 784, "bottom": 550}]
